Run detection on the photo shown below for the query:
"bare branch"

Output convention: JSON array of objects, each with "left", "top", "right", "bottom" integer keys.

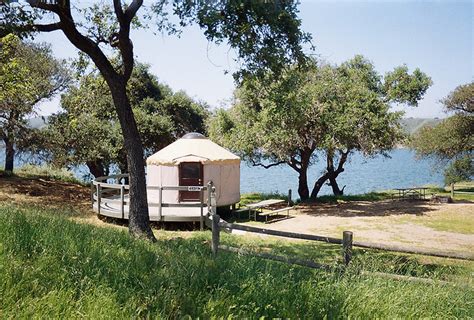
[
  {"left": 34, "top": 22, "right": 62, "bottom": 32},
  {"left": 250, "top": 159, "right": 286, "bottom": 169},
  {"left": 26, "top": 0, "right": 61, "bottom": 14}
]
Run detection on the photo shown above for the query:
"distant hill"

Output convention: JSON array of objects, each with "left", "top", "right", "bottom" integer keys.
[{"left": 400, "top": 118, "right": 442, "bottom": 135}]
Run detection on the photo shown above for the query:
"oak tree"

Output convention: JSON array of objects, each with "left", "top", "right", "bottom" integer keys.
[
  {"left": 1, "top": 0, "right": 310, "bottom": 239},
  {"left": 0, "top": 34, "right": 70, "bottom": 172}
]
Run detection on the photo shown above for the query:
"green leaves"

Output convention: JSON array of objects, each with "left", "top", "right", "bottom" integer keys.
[
  {"left": 34, "top": 63, "right": 209, "bottom": 177},
  {"left": 383, "top": 65, "right": 432, "bottom": 106},
  {"left": 171, "top": 0, "right": 312, "bottom": 81}
]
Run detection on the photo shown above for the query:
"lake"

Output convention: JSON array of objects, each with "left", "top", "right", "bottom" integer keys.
[{"left": 1, "top": 147, "right": 444, "bottom": 196}]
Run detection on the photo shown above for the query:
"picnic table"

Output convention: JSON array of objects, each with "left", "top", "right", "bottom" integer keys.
[
  {"left": 245, "top": 199, "right": 292, "bottom": 222},
  {"left": 393, "top": 187, "right": 428, "bottom": 200}
]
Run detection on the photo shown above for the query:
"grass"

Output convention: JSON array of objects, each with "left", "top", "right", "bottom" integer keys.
[
  {"left": 1, "top": 165, "right": 84, "bottom": 185},
  {"left": 239, "top": 192, "right": 288, "bottom": 206},
  {"left": 1, "top": 203, "right": 473, "bottom": 318},
  {"left": 394, "top": 208, "right": 474, "bottom": 235}
]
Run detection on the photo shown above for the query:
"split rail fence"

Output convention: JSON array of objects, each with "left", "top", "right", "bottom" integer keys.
[{"left": 207, "top": 214, "right": 474, "bottom": 271}]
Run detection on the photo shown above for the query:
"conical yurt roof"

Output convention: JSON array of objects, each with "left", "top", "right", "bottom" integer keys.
[{"left": 146, "top": 133, "right": 240, "bottom": 166}]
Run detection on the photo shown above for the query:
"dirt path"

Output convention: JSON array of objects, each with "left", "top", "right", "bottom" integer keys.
[{"left": 249, "top": 201, "right": 474, "bottom": 252}]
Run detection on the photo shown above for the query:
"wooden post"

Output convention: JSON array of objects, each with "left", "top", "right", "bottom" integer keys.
[
  {"left": 120, "top": 185, "right": 125, "bottom": 219},
  {"left": 342, "top": 231, "right": 353, "bottom": 266},
  {"left": 207, "top": 181, "right": 213, "bottom": 215},
  {"left": 211, "top": 186, "right": 217, "bottom": 216},
  {"left": 212, "top": 214, "right": 220, "bottom": 256},
  {"left": 158, "top": 187, "right": 163, "bottom": 221},
  {"left": 200, "top": 188, "right": 204, "bottom": 231},
  {"left": 90, "top": 183, "right": 94, "bottom": 206},
  {"left": 451, "top": 183, "right": 454, "bottom": 198},
  {"left": 97, "top": 184, "right": 101, "bottom": 215},
  {"left": 288, "top": 189, "right": 292, "bottom": 206}
]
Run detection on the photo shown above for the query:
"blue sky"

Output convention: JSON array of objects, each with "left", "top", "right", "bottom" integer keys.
[{"left": 37, "top": 0, "right": 472, "bottom": 118}]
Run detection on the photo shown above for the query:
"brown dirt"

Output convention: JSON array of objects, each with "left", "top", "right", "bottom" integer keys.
[{"left": 253, "top": 201, "right": 474, "bottom": 253}]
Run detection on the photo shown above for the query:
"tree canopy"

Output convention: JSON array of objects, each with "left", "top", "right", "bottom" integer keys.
[
  {"left": 0, "top": 33, "right": 70, "bottom": 172},
  {"left": 411, "top": 82, "right": 473, "bottom": 185},
  {"left": 209, "top": 56, "right": 432, "bottom": 200},
  {"left": 28, "top": 63, "right": 208, "bottom": 178}
]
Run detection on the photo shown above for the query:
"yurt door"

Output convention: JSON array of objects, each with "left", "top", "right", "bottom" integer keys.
[{"left": 179, "top": 162, "right": 203, "bottom": 202}]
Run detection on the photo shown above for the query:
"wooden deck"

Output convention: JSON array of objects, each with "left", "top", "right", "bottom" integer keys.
[{"left": 91, "top": 174, "right": 215, "bottom": 225}]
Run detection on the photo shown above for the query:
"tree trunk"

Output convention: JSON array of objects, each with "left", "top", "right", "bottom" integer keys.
[
  {"left": 109, "top": 79, "right": 155, "bottom": 241},
  {"left": 86, "top": 160, "right": 107, "bottom": 178},
  {"left": 295, "top": 148, "right": 313, "bottom": 201},
  {"left": 328, "top": 175, "right": 345, "bottom": 195},
  {"left": 298, "top": 169, "right": 310, "bottom": 201},
  {"left": 310, "top": 173, "right": 330, "bottom": 199},
  {"left": 4, "top": 136, "right": 14, "bottom": 172}
]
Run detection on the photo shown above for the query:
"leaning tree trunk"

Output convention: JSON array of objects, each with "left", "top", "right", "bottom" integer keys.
[
  {"left": 4, "top": 136, "right": 14, "bottom": 172},
  {"left": 310, "top": 173, "right": 330, "bottom": 199},
  {"left": 109, "top": 79, "right": 155, "bottom": 241},
  {"left": 328, "top": 175, "right": 345, "bottom": 196}
]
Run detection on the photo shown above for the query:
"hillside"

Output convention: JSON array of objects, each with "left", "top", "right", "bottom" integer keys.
[{"left": 400, "top": 118, "right": 443, "bottom": 135}]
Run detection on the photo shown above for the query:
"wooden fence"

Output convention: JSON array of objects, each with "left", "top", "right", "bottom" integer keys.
[
  {"left": 208, "top": 214, "right": 474, "bottom": 267},
  {"left": 451, "top": 183, "right": 474, "bottom": 198}
]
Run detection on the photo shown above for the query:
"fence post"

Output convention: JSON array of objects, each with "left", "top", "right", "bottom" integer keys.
[
  {"left": 211, "top": 186, "right": 217, "bottom": 216},
  {"left": 288, "top": 189, "right": 292, "bottom": 206},
  {"left": 342, "top": 231, "right": 353, "bottom": 266},
  {"left": 207, "top": 181, "right": 213, "bottom": 215},
  {"left": 212, "top": 214, "right": 220, "bottom": 256},
  {"left": 120, "top": 185, "right": 125, "bottom": 219},
  {"left": 451, "top": 183, "right": 454, "bottom": 198}
]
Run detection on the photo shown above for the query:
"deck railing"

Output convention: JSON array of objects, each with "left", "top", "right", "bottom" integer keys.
[{"left": 91, "top": 174, "right": 216, "bottom": 229}]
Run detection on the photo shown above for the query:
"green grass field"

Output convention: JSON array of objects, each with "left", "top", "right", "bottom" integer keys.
[{"left": 1, "top": 204, "right": 473, "bottom": 318}]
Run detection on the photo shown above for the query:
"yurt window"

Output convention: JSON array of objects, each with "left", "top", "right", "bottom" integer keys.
[{"left": 179, "top": 162, "right": 203, "bottom": 201}]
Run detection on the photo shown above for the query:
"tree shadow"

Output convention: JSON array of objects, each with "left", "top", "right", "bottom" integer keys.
[{"left": 297, "top": 199, "right": 439, "bottom": 217}]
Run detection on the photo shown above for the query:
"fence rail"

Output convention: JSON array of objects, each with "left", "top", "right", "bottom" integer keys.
[{"left": 210, "top": 215, "right": 474, "bottom": 263}]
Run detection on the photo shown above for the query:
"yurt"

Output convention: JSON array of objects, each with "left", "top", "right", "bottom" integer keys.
[{"left": 146, "top": 133, "right": 240, "bottom": 210}]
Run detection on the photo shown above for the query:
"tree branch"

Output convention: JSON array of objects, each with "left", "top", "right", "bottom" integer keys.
[
  {"left": 124, "top": 0, "right": 143, "bottom": 23},
  {"left": 250, "top": 159, "right": 286, "bottom": 169},
  {"left": 335, "top": 150, "right": 350, "bottom": 174},
  {"left": 34, "top": 22, "right": 63, "bottom": 32}
]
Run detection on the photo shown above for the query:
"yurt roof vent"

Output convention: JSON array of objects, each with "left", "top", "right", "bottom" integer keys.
[{"left": 182, "top": 132, "right": 207, "bottom": 139}]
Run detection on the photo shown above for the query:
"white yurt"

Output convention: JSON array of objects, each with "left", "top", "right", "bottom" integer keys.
[{"left": 146, "top": 133, "right": 240, "bottom": 209}]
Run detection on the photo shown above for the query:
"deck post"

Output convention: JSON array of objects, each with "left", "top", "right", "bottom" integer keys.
[
  {"left": 90, "top": 182, "right": 94, "bottom": 206},
  {"left": 342, "top": 231, "right": 353, "bottom": 266},
  {"left": 212, "top": 214, "right": 220, "bottom": 256},
  {"left": 120, "top": 185, "right": 125, "bottom": 219},
  {"left": 158, "top": 187, "right": 163, "bottom": 221},
  {"left": 97, "top": 184, "right": 101, "bottom": 215},
  {"left": 200, "top": 188, "right": 204, "bottom": 231}
]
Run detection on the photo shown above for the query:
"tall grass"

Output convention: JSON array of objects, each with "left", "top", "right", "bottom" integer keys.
[{"left": 0, "top": 204, "right": 472, "bottom": 318}]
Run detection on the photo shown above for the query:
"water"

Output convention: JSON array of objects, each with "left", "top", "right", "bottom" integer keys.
[
  {"left": 240, "top": 149, "right": 444, "bottom": 196},
  {"left": 1, "top": 147, "right": 444, "bottom": 196}
]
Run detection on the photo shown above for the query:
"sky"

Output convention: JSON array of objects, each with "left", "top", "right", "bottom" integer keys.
[{"left": 36, "top": 0, "right": 473, "bottom": 118}]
